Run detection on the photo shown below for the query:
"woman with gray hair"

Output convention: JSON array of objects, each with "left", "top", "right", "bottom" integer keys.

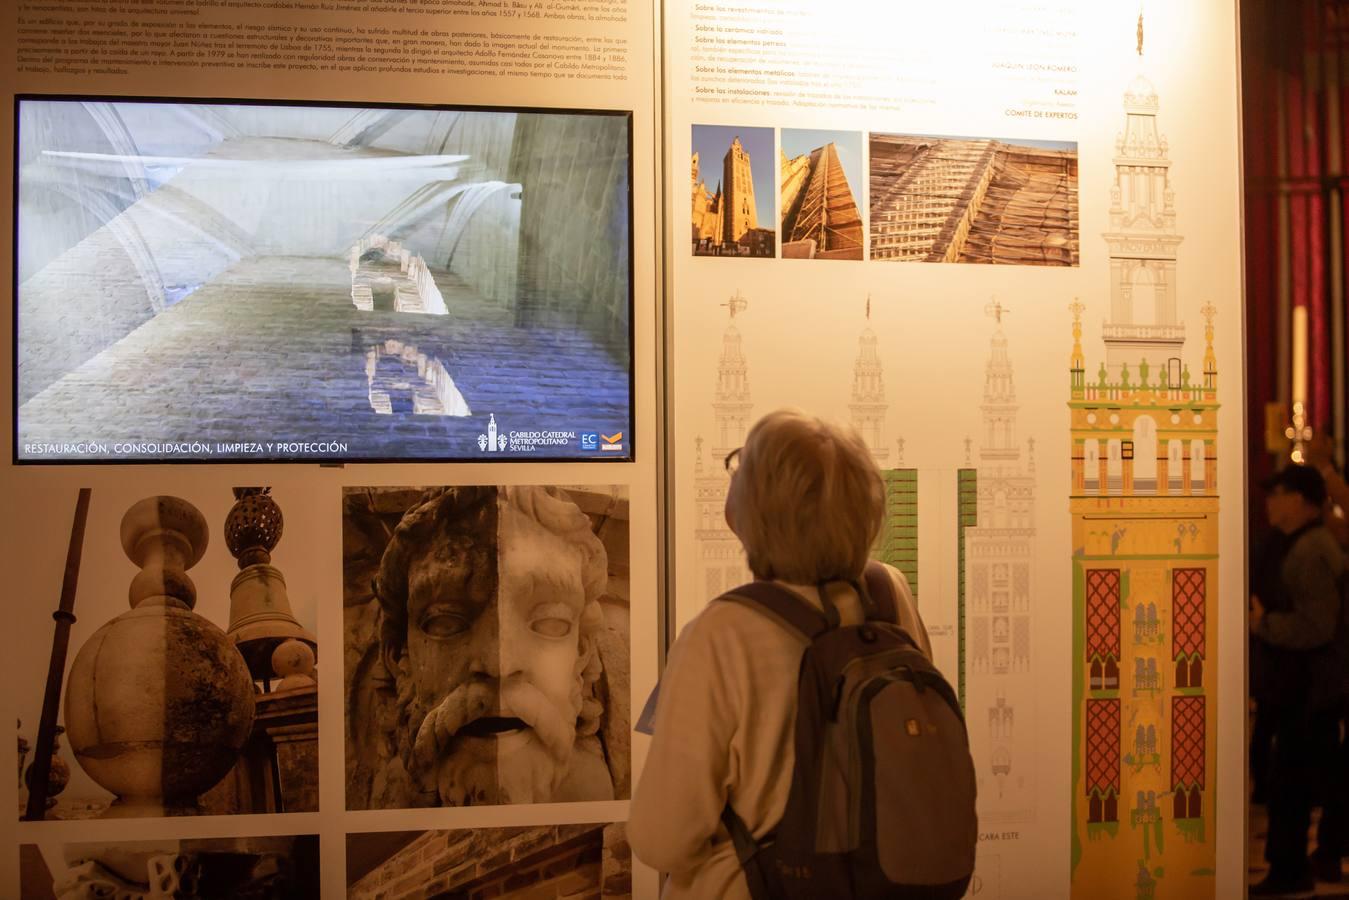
[{"left": 630, "top": 409, "right": 934, "bottom": 898}]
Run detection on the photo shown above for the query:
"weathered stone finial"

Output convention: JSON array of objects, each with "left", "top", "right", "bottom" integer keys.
[
  {"left": 225, "top": 487, "right": 283, "bottom": 569},
  {"left": 272, "top": 639, "right": 317, "bottom": 692},
  {"left": 66, "top": 496, "right": 255, "bottom": 817},
  {"left": 223, "top": 488, "right": 317, "bottom": 683}
]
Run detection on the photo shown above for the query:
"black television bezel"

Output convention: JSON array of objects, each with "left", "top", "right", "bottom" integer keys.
[{"left": 11, "top": 93, "right": 636, "bottom": 466}]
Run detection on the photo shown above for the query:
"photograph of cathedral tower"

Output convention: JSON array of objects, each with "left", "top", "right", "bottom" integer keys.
[
  {"left": 691, "top": 126, "right": 774, "bottom": 257},
  {"left": 1068, "top": 46, "right": 1220, "bottom": 900}
]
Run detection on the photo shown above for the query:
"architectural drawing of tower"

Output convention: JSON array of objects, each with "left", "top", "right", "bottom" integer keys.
[
  {"left": 850, "top": 299, "right": 922, "bottom": 604},
  {"left": 722, "top": 137, "right": 758, "bottom": 243},
  {"left": 1069, "top": 40, "right": 1220, "bottom": 900},
  {"left": 964, "top": 302, "right": 1037, "bottom": 825},
  {"left": 851, "top": 296, "right": 889, "bottom": 465},
  {"left": 694, "top": 290, "right": 753, "bottom": 597}
]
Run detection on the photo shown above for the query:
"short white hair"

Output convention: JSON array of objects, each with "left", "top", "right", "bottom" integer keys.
[{"left": 725, "top": 409, "right": 885, "bottom": 583}]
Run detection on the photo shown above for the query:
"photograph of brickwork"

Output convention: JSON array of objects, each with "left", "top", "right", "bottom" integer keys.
[
  {"left": 344, "top": 485, "right": 630, "bottom": 809},
  {"left": 869, "top": 132, "right": 1079, "bottom": 265},
  {"left": 14, "top": 98, "right": 632, "bottom": 462},
  {"left": 691, "top": 125, "right": 775, "bottom": 257},
  {"left": 1068, "top": 55, "right": 1219, "bottom": 900},
  {"left": 16, "top": 487, "right": 319, "bottom": 821},
  {"left": 347, "top": 823, "right": 630, "bottom": 899},
  {"left": 19, "top": 835, "right": 319, "bottom": 899},
  {"left": 779, "top": 129, "right": 864, "bottom": 260}
]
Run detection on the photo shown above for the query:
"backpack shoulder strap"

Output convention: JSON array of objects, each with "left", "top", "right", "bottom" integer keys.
[
  {"left": 720, "top": 580, "right": 833, "bottom": 640},
  {"left": 862, "top": 560, "right": 900, "bottom": 623}
]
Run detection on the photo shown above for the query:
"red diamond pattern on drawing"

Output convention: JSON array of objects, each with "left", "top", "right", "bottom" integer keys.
[
  {"left": 1171, "top": 696, "right": 1206, "bottom": 790},
  {"left": 1086, "top": 698, "right": 1121, "bottom": 795},
  {"left": 1172, "top": 568, "right": 1206, "bottom": 659},
  {"left": 1086, "top": 569, "right": 1121, "bottom": 661}
]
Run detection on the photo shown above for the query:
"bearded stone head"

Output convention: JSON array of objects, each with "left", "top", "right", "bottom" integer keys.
[{"left": 372, "top": 486, "right": 613, "bottom": 806}]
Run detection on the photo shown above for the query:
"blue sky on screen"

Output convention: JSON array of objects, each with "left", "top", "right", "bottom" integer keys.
[
  {"left": 780, "top": 128, "right": 864, "bottom": 209},
  {"left": 691, "top": 124, "right": 775, "bottom": 228}
]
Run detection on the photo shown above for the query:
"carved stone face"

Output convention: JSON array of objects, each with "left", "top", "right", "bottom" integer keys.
[{"left": 398, "top": 500, "right": 589, "bottom": 805}]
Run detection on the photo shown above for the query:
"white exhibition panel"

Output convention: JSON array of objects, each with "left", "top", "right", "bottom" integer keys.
[{"left": 0, "top": 0, "right": 1244, "bottom": 897}]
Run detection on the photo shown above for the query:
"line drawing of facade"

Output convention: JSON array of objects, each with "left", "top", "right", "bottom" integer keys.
[
  {"left": 964, "top": 301, "right": 1038, "bottom": 826},
  {"left": 852, "top": 296, "right": 889, "bottom": 465},
  {"left": 851, "top": 299, "right": 924, "bottom": 605},
  {"left": 1068, "top": 44, "right": 1220, "bottom": 900},
  {"left": 780, "top": 141, "right": 864, "bottom": 260},
  {"left": 693, "top": 290, "right": 754, "bottom": 597},
  {"left": 869, "top": 135, "right": 1079, "bottom": 266}
]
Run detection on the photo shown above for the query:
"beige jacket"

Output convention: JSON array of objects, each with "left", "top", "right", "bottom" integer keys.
[{"left": 628, "top": 563, "right": 932, "bottom": 899}]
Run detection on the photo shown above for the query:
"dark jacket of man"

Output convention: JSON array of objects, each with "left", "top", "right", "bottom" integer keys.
[{"left": 1253, "top": 523, "right": 1348, "bottom": 713}]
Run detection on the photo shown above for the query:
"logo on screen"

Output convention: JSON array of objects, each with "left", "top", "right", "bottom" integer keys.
[
  {"left": 581, "top": 432, "right": 599, "bottom": 451},
  {"left": 478, "top": 414, "right": 506, "bottom": 452},
  {"left": 600, "top": 432, "right": 624, "bottom": 452}
]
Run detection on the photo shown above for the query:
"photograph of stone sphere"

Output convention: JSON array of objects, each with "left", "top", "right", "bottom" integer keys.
[
  {"left": 869, "top": 132, "right": 1080, "bottom": 265},
  {"left": 344, "top": 485, "right": 630, "bottom": 810},
  {"left": 15, "top": 486, "right": 319, "bottom": 820},
  {"left": 14, "top": 97, "right": 633, "bottom": 463},
  {"left": 19, "top": 835, "right": 319, "bottom": 899},
  {"left": 347, "top": 823, "right": 629, "bottom": 899}
]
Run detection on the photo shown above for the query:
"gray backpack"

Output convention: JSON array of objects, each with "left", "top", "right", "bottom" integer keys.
[{"left": 719, "top": 561, "right": 978, "bottom": 899}]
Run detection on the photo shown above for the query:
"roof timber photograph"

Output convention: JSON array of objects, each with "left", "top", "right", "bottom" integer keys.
[
  {"left": 869, "top": 132, "right": 1079, "bottom": 266},
  {"left": 14, "top": 97, "right": 633, "bottom": 463}
]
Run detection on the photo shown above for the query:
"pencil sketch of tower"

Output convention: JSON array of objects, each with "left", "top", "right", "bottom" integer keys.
[
  {"left": 852, "top": 299, "right": 921, "bottom": 604},
  {"left": 1069, "top": 26, "right": 1220, "bottom": 900},
  {"left": 964, "top": 301, "right": 1037, "bottom": 825},
  {"left": 694, "top": 290, "right": 753, "bottom": 597},
  {"left": 851, "top": 296, "right": 889, "bottom": 465}
]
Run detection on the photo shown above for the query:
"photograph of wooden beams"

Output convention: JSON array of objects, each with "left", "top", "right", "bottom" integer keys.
[{"left": 869, "top": 133, "right": 1079, "bottom": 266}]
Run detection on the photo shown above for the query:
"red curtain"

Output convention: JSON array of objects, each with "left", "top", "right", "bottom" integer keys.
[{"left": 1242, "top": 0, "right": 1349, "bottom": 500}]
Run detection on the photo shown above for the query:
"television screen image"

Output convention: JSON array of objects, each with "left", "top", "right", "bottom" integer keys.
[{"left": 14, "top": 97, "right": 633, "bottom": 463}]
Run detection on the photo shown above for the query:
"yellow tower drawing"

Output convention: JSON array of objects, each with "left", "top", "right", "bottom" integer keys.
[{"left": 1068, "top": 47, "right": 1221, "bottom": 900}]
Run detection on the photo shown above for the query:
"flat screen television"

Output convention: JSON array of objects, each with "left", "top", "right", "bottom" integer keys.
[{"left": 13, "top": 96, "right": 633, "bottom": 462}]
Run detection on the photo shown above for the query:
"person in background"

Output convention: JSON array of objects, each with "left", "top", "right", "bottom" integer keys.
[
  {"left": 627, "top": 410, "right": 932, "bottom": 899},
  {"left": 1305, "top": 435, "right": 1349, "bottom": 881},
  {"left": 1250, "top": 463, "right": 1348, "bottom": 895},
  {"left": 1307, "top": 434, "right": 1349, "bottom": 551}
]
